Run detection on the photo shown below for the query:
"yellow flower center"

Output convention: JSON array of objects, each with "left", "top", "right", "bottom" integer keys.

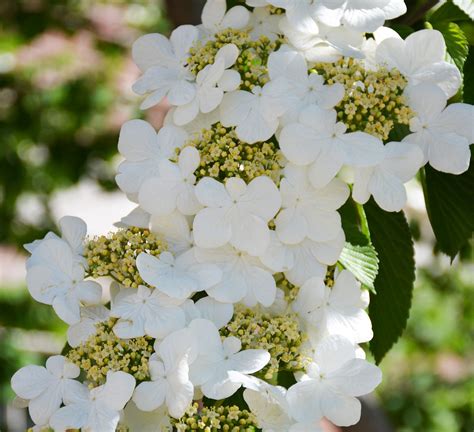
[{"left": 313, "top": 58, "right": 414, "bottom": 141}]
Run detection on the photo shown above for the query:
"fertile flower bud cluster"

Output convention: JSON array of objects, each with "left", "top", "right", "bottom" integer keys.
[{"left": 12, "top": 0, "right": 473, "bottom": 431}]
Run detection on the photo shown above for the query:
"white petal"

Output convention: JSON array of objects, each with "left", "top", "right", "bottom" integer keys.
[
  {"left": 240, "top": 176, "right": 282, "bottom": 221},
  {"left": 170, "top": 25, "right": 199, "bottom": 60},
  {"left": 201, "top": 0, "right": 226, "bottom": 29},
  {"left": 11, "top": 366, "right": 51, "bottom": 399},
  {"left": 195, "top": 177, "right": 231, "bottom": 207},
  {"left": 195, "top": 297, "right": 234, "bottom": 328},
  {"left": 222, "top": 6, "right": 250, "bottom": 29},
  {"left": 231, "top": 350, "right": 271, "bottom": 374},
  {"left": 193, "top": 208, "right": 232, "bottom": 249},
  {"left": 339, "top": 132, "right": 384, "bottom": 167},
  {"left": 59, "top": 216, "right": 86, "bottom": 254},
  {"left": 133, "top": 380, "right": 167, "bottom": 412},
  {"left": 132, "top": 33, "right": 174, "bottom": 71},
  {"left": 320, "top": 392, "right": 362, "bottom": 427},
  {"left": 428, "top": 132, "right": 471, "bottom": 175},
  {"left": 101, "top": 371, "right": 136, "bottom": 410},
  {"left": 215, "top": 44, "right": 240, "bottom": 68}
]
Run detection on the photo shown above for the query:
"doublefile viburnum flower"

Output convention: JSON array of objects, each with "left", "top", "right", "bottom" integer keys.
[
  {"left": 139, "top": 146, "right": 202, "bottom": 216},
  {"left": 14, "top": 0, "right": 474, "bottom": 430},
  {"left": 26, "top": 238, "right": 102, "bottom": 324},
  {"left": 293, "top": 270, "right": 373, "bottom": 344},
  {"left": 136, "top": 250, "right": 222, "bottom": 299},
  {"left": 11, "top": 356, "right": 82, "bottom": 427},
  {"left": 116, "top": 120, "right": 188, "bottom": 201},
  {"left": 173, "top": 44, "right": 241, "bottom": 125},
  {"left": 280, "top": 105, "right": 384, "bottom": 188},
  {"left": 133, "top": 328, "right": 196, "bottom": 418},
  {"left": 50, "top": 371, "right": 136, "bottom": 432},
  {"left": 287, "top": 335, "right": 382, "bottom": 427},
  {"left": 67, "top": 305, "right": 109, "bottom": 347},
  {"left": 193, "top": 176, "right": 281, "bottom": 256},
  {"left": 403, "top": 83, "right": 474, "bottom": 174},
  {"left": 352, "top": 140, "right": 424, "bottom": 211},
  {"left": 111, "top": 285, "right": 187, "bottom": 339},
  {"left": 132, "top": 26, "right": 199, "bottom": 109},
  {"left": 375, "top": 29, "right": 462, "bottom": 98},
  {"left": 195, "top": 244, "right": 277, "bottom": 306},
  {"left": 189, "top": 319, "right": 270, "bottom": 399}
]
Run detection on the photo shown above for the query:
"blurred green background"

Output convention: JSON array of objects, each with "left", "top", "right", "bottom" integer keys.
[{"left": 0, "top": 0, "right": 472, "bottom": 431}]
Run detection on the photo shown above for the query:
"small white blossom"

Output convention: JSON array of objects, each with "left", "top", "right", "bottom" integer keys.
[
  {"left": 133, "top": 329, "right": 196, "bottom": 418},
  {"left": 279, "top": 105, "right": 384, "bottom": 188},
  {"left": 293, "top": 270, "right": 373, "bottom": 344},
  {"left": 287, "top": 335, "right": 382, "bottom": 427},
  {"left": 50, "top": 371, "right": 136, "bottom": 432},
  {"left": 136, "top": 251, "right": 222, "bottom": 300},
  {"left": 26, "top": 239, "right": 102, "bottom": 324},
  {"left": 111, "top": 285, "right": 187, "bottom": 339},
  {"left": 138, "top": 146, "right": 202, "bottom": 216},
  {"left": 194, "top": 176, "right": 282, "bottom": 256},
  {"left": 116, "top": 120, "right": 188, "bottom": 202},
  {"left": 132, "top": 26, "right": 199, "bottom": 109},
  {"left": 11, "top": 356, "right": 82, "bottom": 427},
  {"left": 201, "top": 0, "right": 250, "bottom": 35},
  {"left": 189, "top": 319, "right": 270, "bottom": 400},
  {"left": 352, "top": 141, "right": 424, "bottom": 212},
  {"left": 404, "top": 83, "right": 474, "bottom": 174}
]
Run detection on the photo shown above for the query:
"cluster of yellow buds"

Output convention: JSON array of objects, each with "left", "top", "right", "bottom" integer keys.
[
  {"left": 182, "top": 122, "right": 283, "bottom": 184},
  {"left": 187, "top": 29, "right": 279, "bottom": 89},
  {"left": 221, "top": 304, "right": 307, "bottom": 381},
  {"left": 173, "top": 403, "right": 258, "bottom": 431},
  {"left": 313, "top": 57, "right": 413, "bottom": 140},
  {"left": 85, "top": 227, "right": 167, "bottom": 288},
  {"left": 66, "top": 318, "right": 153, "bottom": 386}
]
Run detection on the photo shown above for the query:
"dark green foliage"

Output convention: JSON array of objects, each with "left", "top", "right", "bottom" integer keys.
[{"left": 364, "top": 199, "right": 416, "bottom": 364}]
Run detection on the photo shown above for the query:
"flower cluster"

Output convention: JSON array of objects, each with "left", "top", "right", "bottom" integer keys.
[{"left": 12, "top": 1, "right": 473, "bottom": 431}]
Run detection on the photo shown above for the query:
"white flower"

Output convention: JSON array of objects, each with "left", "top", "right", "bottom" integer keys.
[
  {"left": 352, "top": 141, "right": 424, "bottom": 212},
  {"left": 403, "top": 83, "right": 474, "bottom": 174},
  {"left": 201, "top": 0, "right": 250, "bottom": 35},
  {"left": 220, "top": 84, "right": 287, "bottom": 143},
  {"left": 279, "top": 105, "right": 384, "bottom": 188},
  {"left": 249, "top": 7, "right": 282, "bottom": 41},
  {"left": 287, "top": 335, "right": 382, "bottom": 427},
  {"left": 276, "top": 164, "right": 349, "bottom": 245},
  {"left": 26, "top": 239, "right": 102, "bottom": 324},
  {"left": 139, "top": 146, "right": 201, "bottom": 216},
  {"left": 261, "top": 231, "right": 345, "bottom": 287},
  {"left": 116, "top": 120, "right": 188, "bottom": 201},
  {"left": 292, "top": 270, "right": 373, "bottom": 344},
  {"left": 193, "top": 176, "right": 282, "bottom": 256},
  {"left": 195, "top": 244, "right": 277, "bottom": 306},
  {"left": 376, "top": 29, "right": 462, "bottom": 98},
  {"left": 235, "top": 374, "right": 324, "bottom": 432},
  {"left": 279, "top": 16, "right": 364, "bottom": 63},
  {"left": 189, "top": 319, "right": 270, "bottom": 399},
  {"left": 174, "top": 44, "right": 241, "bottom": 125},
  {"left": 136, "top": 251, "right": 222, "bottom": 300},
  {"left": 133, "top": 329, "right": 196, "bottom": 418},
  {"left": 50, "top": 371, "right": 136, "bottom": 432},
  {"left": 111, "top": 285, "right": 187, "bottom": 339},
  {"left": 11, "top": 356, "right": 82, "bottom": 427},
  {"left": 266, "top": 47, "right": 344, "bottom": 125},
  {"left": 132, "top": 26, "right": 199, "bottom": 109},
  {"left": 25, "top": 216, "right": 87, "bottom": 261},
  {"left": 314, "top": 0, "right": 407, "bottom": 33},
  {"left": 67, "top": 305, "right": 110, "bottom": 347}
]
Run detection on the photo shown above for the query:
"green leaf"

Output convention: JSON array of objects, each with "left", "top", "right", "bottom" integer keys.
[
  {"left": 453, "top": 0, "right": 474, "bottom": 20},
  {"left": 421, "top": 153, "right": 474, "bottom": 260},
  {"left": 339, "top": 199, "right": 379, "bottom": 291},
  {"left": 432, "top": 21, "right": 469, "bottom": 71},
  {"left": 364, "top": 199, "right": 416, "bottom": 364}
]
